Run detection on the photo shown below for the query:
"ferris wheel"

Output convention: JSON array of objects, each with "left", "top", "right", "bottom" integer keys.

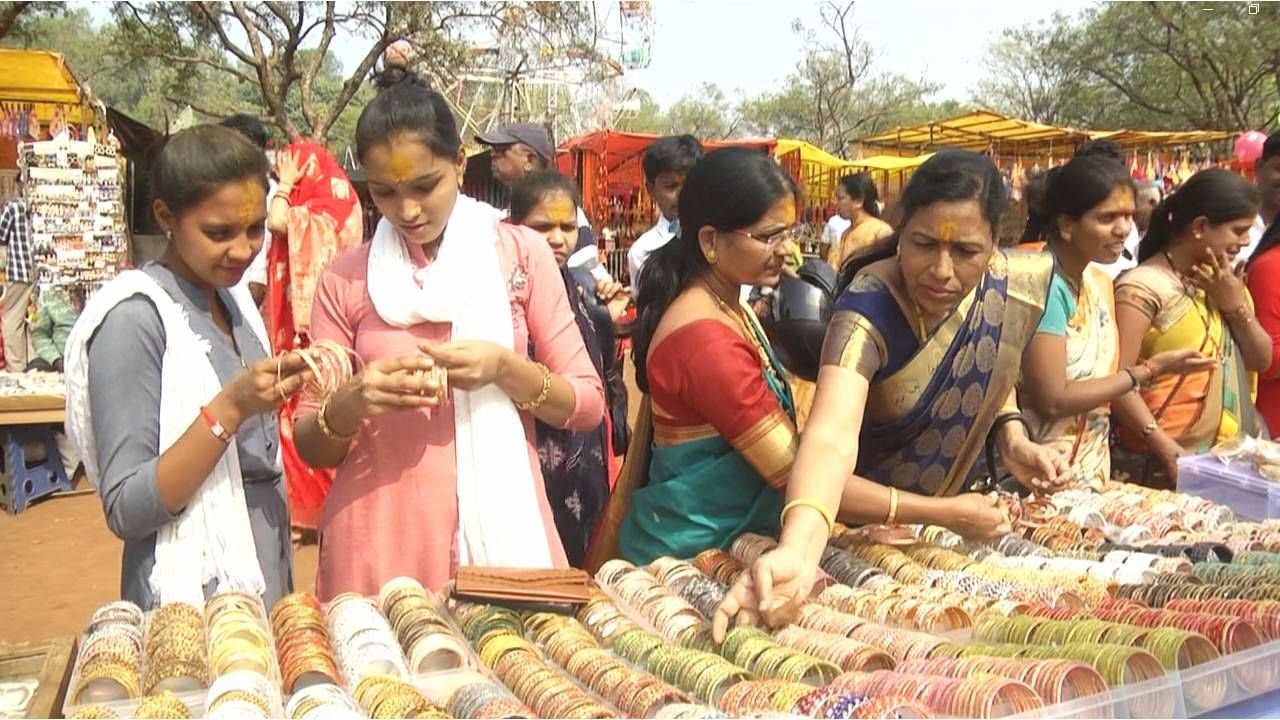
[{"left": 437, "top": 1, "right": 656, "bottom": 144}]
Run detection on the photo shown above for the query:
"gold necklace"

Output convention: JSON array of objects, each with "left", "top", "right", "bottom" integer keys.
[
  {"left": 1164, "top": 250, "right": 1225, "bottom": 360},
  {"left": 702, "top": 282, "right": 781, "bottom": 381}
]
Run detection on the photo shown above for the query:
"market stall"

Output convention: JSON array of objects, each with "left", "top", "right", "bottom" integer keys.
[
  {"left": 0, "top": 49, "right": 93, "bottom": 200},
  {"left": 556, "top": 130, "right": 776, "bottom": 282},
  {"left": 0, "top": 372, "right": 70, "bottom": 514}
]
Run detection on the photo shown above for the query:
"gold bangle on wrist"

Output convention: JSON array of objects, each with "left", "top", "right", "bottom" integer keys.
[
  {"left": 886, "top": 487, "right": 899, "bottom": 526},
  {"left": 317, "top": 395, "right": 358, "bottom": 441},
  {"left": 514, "top": 362, "right": 552, "bottom": 411},
  {"left": 781, "top": 498, "right": 835, "bottom": 536}
]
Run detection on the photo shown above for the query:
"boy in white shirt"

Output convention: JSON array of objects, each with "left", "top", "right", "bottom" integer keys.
[{"left": 627, "top": 135, "right": 705, "bottom": 289}]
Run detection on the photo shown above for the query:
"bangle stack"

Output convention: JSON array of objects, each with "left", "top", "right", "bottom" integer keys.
[{"left": 514, "top": 362, "right": 552, "bottom": 411}]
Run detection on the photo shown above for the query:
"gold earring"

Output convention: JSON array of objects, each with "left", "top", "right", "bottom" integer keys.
[{"left": 706, "top": 248, "right": 718, "bottom": 264}]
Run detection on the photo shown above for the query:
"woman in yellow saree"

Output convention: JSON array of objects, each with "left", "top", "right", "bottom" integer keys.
[
  {"left": 712, "top": 150, "right": 1070, "bottom": 637},
  {"left": 1112, "top": 169, "right": 1272, "bottom": 487},
  {"left": 1019, "top": 157, "right": 1211, "bottom": 489}
]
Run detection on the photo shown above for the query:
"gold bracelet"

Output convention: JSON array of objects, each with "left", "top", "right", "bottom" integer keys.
[
  {"left": 514, "top": 362, "right": 552, "bottom": 411},
  {"left": 886, "top": 487, "right": 899, "bottom": 526},
  {"left": 317, "top": 396, "right": 358, "bottom": 441},
  {"left": 781, "top": 498, "right": 835, "bottom": 536}
]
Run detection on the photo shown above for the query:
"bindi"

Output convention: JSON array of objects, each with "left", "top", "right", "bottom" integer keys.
[{"left": 239, "top": 181, "right": 261, "bottom": 225}]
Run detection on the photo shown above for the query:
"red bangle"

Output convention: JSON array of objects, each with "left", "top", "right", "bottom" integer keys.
[{"left": 200, "top": 405, "right": 234, "bottom": 443}]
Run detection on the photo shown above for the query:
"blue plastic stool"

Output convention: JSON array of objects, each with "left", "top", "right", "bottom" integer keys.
[{"left": 0, "top": 424, "right": 72, "bottom": 514}]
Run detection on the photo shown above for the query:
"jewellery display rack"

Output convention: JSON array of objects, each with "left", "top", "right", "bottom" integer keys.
[{"left": 18, "top": 136, "right": 127, "bottom": 295}]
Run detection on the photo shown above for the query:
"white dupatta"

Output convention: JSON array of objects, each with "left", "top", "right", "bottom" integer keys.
[{"left": 365, "top": 195, "right": 553, "bottom": 568}]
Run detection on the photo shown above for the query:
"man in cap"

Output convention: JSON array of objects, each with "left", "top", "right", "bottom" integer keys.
[{"left": 478, "top": 122, "right": 619, "bottom": 289}]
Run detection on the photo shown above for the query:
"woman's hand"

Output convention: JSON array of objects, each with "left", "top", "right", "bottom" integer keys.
[
  {"left": 596, "top": 280, "right": 630, "bottom": 320},
  {"left": 1145, "top": 348, "right": 1216, "bottom": 377},
  {"left": 274, "top": 149, "right": 313, "bottom": 188},
  {"left": 1149, "top": 430, "right": 1186, "bottom": 482},
  {"left": 218, "top": 352, "right": 312, "bottom": 427},
  {"left": 327, "top": 353, "right": 442, "bottom": 429},
  {"left": 712, "top": 542, "right": 816, "bottom": 643},
  {"left": 1191, "top": 248, "right": 1248, "bottom": 313},
  {"left": 418, "top": 341, "right": 510, "bottom": 392},
  {"left": 1002, "top": 434, "right": 1070, "bottom": 494},
  {"left": 944, "top": 493, "right": 1012, "bottom": 540}
]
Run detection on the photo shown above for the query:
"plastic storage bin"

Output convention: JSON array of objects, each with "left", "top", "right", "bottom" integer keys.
[{"left": 1178, "top": 454, "right": 1280, "bottom": 521}]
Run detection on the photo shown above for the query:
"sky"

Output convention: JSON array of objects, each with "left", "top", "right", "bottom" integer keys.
[
  {"left": 624, "top": 0, "right": 1090, "bottom": 106},
  {"left": 82, "top": 0, "right": 1092, "bottom": 107}
]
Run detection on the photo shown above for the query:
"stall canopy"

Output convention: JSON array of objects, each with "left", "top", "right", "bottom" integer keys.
[
  {"left": 856, "top": 109, "right": 1235, "bottom": 158},
  {"left": 0, "top": 49, "right": 89, "bottom": 125}
]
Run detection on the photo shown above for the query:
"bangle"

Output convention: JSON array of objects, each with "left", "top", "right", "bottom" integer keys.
[
  {"left": 1138, "top": 360, "right": 1157, "bottom": 385},
  {"left": 1123, "top": 368, "right": 1140, "bottom": 391},
  {"left": 271, "top": 187, "right": 293, "bottom": 205},
  {"left": 514, "top": 362, "right": 552, "bottom": 411},
  {"left": 200, "top": 405, "right": 234, "bottom": 443},
  {"left": 1224, "top": 304, "right": 1255, "bottom": 325},
  {"left": 886, "top": 487, "right": 899, "bottom": 526},
  {"left": 317, "top": 395, "right": 358, "bottom": 441},
  {"left": 781, "top": 498, "right": 835, "bottom": 537}
]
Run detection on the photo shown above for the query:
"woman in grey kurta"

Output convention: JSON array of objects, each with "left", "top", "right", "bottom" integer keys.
[{"left": 88, "top": 261, "right": 293, "bottom": 609}]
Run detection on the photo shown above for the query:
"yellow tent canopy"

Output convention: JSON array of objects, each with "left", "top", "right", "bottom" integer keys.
[
  {"left": 856, "top": 109, "right": 1233, "bottom": 157},
  {"left": 775, "top": 138, "right": 864, "bottom": 170},
  {"left": 846, "top": 153, "right": 935, "bottom": 171},
  {"left": 0, "top": 49, "right": 89, "bottom": 125}
]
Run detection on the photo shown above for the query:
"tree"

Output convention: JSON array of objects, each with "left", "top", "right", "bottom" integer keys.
[
  {"left": 737, "top": 2, "right": 938, "bottom": 156},
  {"left": 981, "top": 2, "right": 1280, "bottom": 131},
  {"left": 112, "top": 2, "right": 607, "bottom": 142},
  {"left": 661, "top": 83, "right": 739, "bottom": 139},
  {"left": 611, "top": 88, "right": 665, "bottom": 134},
  {"left": 0, "top": 1, "right": 61, "bottom": 42}
]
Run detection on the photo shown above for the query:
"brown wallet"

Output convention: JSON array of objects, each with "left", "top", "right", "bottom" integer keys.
[{"left": 453, "top": 567, "right": 592, "bottom": 605}]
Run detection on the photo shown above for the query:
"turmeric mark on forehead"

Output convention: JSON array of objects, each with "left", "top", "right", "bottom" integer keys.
[
  {"left": 938, "top": 221, "right": 957, "bottom": 245},
  {"left": 389, "top": 152, "right": 414, "bottom": 183}
]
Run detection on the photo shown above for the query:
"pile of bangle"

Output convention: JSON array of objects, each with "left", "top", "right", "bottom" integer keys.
[
  {"left": 576, "top": 590, "right": 644, "bottom": 647},
  {"left": 816, "top": 585, "right": 974, "bottom": 632},
  {"left": 205, "top": 592, "right": 276, "bottom": 681},
  {"left": 819, "top": 548, "right": 888, "bottom": 590},
  {"left": 378, "top": 577, "right": 472, "bottom": 674},
  {"left": 143, "top": 602, "right": 209, "bottom": 694},
  {"left": 1166, "top": 597, "right": 1280, "bottom": 639},
  {"left": 285, "top": 683, "right": 364, "bottom": 719},
  {"left": 472, "top": 623, "right": 619, "bottom": 718},
  {"left": 833, "top": 670, "right": 1042, "bottom": 718},
  {"left": 716, "top": 679, "right": 817, "bottom": 716},
  {"left": 974, "top": 615, "right": 1220, "bottom": 673},
  {"left": 527, "top": 612, "right": 698, "bottom": 717},
  {"left": 693, "top": 549, "right": 747, "bottom": 586},
  {"left": 66, "top": 705, "right": 120, "bottom": 719},
  {"left": 326, "top": 594, "right": 408, "bottom": 685},
  {"left": 444, "top": 677, "right": 535, "bottom": 719},
  {"left": 729, "top": 533, "right": 778, "bottom": 565},
  {"left": 133, "top": 691, "right": 192, "bottom": 719},
  {"left": 270, "top": 592, "right": 341, "bottom": 693},
  {"left": 597, "top": 560, "right": 712, "bottom": 650},
  {"left": 291, "top": 339, "right": 358, "bottom": 404},
  {"left": 204, "top": 669, "right": 282, "bottom": 719},
  {"left": 70, "top": 601, "right": 144, "bottom": 704},
  {"left": 719, "top": 627, "right": 842, "bottom": 684},
  {"left": 353, "top": 674, "right": 449, "bottom": 719},
  {"left": 611, "top": 628, "right": 750, "bottom": 706},
  {"left": 894, "top": 657, "right": 1107, "bottom": 706},
  {"left": 772, "top": 627, "right": 895, "bottom": 672},
  {"left": 649, "top": 557, "right": 729, "bottom": 620},
  {"left": 1088, "top": 605, "right": 1264, "bottom": 655}
]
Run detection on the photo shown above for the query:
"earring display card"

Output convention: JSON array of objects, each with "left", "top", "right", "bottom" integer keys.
[{"left": 18, "top": 139, "right": 127, "bottom": 297}]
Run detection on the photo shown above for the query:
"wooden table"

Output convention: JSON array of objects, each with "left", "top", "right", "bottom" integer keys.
[
  {"left": 0, "top": 636, "right": 76, "bottom": 718},
  {"left": 0, "top": 395, "right": 65, "bottom": 426}
]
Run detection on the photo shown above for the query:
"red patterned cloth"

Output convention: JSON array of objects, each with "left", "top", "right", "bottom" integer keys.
[{"left": 267, "top": 142, "right": 364, "bottom": 529}]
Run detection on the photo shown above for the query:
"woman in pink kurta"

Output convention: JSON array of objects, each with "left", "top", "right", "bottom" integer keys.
[{"left": 294, "top": 64, "right": 604, "bottom": 599}]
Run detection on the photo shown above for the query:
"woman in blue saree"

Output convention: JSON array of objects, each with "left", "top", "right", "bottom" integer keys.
[{"left": 714, "top": 150, "right": 1069, "bottom": 637}]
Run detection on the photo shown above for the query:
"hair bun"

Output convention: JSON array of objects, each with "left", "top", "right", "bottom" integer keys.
[{"left": 371, "top": 65, "right": 430, "bottom": 92}]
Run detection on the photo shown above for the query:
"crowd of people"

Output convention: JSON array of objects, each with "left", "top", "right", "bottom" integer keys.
[{"left": 5, "top": 51, "right": 1280, "bottom": 634}]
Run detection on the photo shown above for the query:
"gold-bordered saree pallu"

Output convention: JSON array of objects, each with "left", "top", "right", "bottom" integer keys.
[
  {"left": 831, "top": 250, "right": 1053, "bottom": 497},
  {"left": 586, "top": 314, "right": 796, "bottom": 572}
]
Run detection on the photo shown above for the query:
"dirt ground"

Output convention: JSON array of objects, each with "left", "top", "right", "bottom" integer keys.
[{"left": 0, "top": 491, "right": 319, "bottom": 645}]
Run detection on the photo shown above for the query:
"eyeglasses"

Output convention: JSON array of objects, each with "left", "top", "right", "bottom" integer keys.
[{"left": 731, "top": 224, "right": 806, "bottom": 247}]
